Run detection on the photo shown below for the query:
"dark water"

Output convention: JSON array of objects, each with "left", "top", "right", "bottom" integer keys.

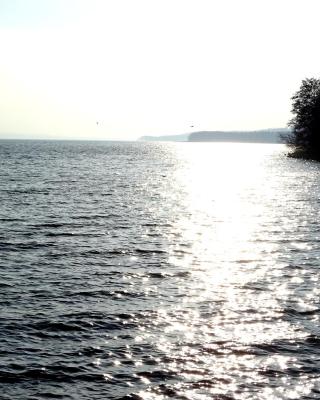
[{"left": 1, "top": 140, "right": 320, "bottom": 399}]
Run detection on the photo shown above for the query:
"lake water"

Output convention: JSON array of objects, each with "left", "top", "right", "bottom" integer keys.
[{"left": 1, "top": 140, "right": 320, "bottom": 399}]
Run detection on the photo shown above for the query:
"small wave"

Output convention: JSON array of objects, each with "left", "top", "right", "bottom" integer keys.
[
  {"left": 137, "top": 369, "right": 177, "bottom": 381},
  {"left": 120, "top": 394, "right": 144, "bottom": 400},
  {"left": 72, "top": 214, "right": 117, "bottom": 219},
  {"left": 283, "top": 307, "right": 320, "bottom": 317},
  {"left": 0, "top": 368, "right": 106, "bottom": 383},
  {"left": 0, "top": 282, "right": 14, "bottom": 288},
  {"left": 148, "top": 272, "right": 170, "bottom": 279},
  {"left": 45, "top": 232, "right": 105, "bottom": 237},
  {"left": 173, "top": 271, "right": 191, "bottom": 278},
  {"left": 30, "top": 222, "right": 76, "bottom": 229},
  {"left": 31, "top": 321, "right": 85, "bottom": 332},
  {"left": 135, "top": 248, "right": 167, "bottom": 254},
  {"left": 0, "top": 218, "right": 24, "bottom": 222},
  {"left": 3, "top": 188, "right": 50, "bottom": 195},
  {"left": 66, "top": 289, "right": 142, "bottom": 299},
  {"left": 305, "top": 335, "right": 320, "bottom": 346},
  {"left": 240, "top": 283, "right": 269, "bottom": 292},
  {"left": 79, "top": 249, "right": 129, "bottom": 256},
  {"left": 0, "top": 241, "right": 54, "bottom": 251},
  {"left": 80, "top": 346, "right": 105, "bottom": 356}
]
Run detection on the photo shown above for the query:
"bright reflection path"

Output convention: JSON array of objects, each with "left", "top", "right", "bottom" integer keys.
[{"left": 135, "top": 143, "right": 320, "bottom": 399}]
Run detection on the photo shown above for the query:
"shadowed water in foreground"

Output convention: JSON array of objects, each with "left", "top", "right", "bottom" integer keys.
[{"left": 1, "top": 140, "right": 320, "bottom": 399}]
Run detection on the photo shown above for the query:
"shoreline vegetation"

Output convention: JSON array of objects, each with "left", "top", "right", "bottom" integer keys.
[
  {"left": 287, "top": 149, "right": 320, "bottom": 160},
  {"left": 282, "top": 78, "right": 320, "bottom": 162}
]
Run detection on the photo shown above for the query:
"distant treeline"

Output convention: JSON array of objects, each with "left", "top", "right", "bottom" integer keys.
[
  {"left": 139, "top": 129, "right": 288, "bottom": 143},
  {"left": 188, "top": 129, "right": 287, "bottom": 143}
]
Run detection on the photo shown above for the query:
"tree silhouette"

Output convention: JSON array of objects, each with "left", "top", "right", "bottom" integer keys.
[{"left": 284, "top": 78, "right": 320, "bottom": 160}]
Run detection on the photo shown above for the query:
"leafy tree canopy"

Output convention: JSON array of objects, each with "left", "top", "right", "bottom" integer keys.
[{"left": 285, "top": 78, "right": 320, "bottom": 160}]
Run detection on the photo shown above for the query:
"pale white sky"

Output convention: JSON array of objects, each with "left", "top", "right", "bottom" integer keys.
[{"left": 0, "top": 0, "right": 319, "bottom": 140}]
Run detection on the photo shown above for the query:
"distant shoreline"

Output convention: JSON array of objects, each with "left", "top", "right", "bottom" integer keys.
[{"left": 139, "top": 128, "right": 289, "bottom": 143}]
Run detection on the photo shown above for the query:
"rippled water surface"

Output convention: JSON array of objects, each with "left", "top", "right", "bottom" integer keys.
[{"left": 1, "top": 140, "right": 320, "bottom": 399}]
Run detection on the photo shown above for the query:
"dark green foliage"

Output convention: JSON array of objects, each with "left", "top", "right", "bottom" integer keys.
[{"left": 284, "top": 78, "right": 320, "bottom": 160}]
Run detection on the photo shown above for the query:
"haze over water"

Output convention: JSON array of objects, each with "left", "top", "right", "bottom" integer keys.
[{"left": 1, "top": 140, "right": 320, "bottom": 399}]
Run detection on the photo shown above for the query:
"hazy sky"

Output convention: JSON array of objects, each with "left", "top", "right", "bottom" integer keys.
[{"left": 1, "top": 0, "right": 319, "bottom": 140}]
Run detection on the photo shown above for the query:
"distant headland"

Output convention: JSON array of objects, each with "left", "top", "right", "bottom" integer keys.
[
  {"left": 139, "top": 128, "right": 289, "bottom": 143},
  {"left": 138, "top": 133, "right": 190, "bottom": 142}
]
